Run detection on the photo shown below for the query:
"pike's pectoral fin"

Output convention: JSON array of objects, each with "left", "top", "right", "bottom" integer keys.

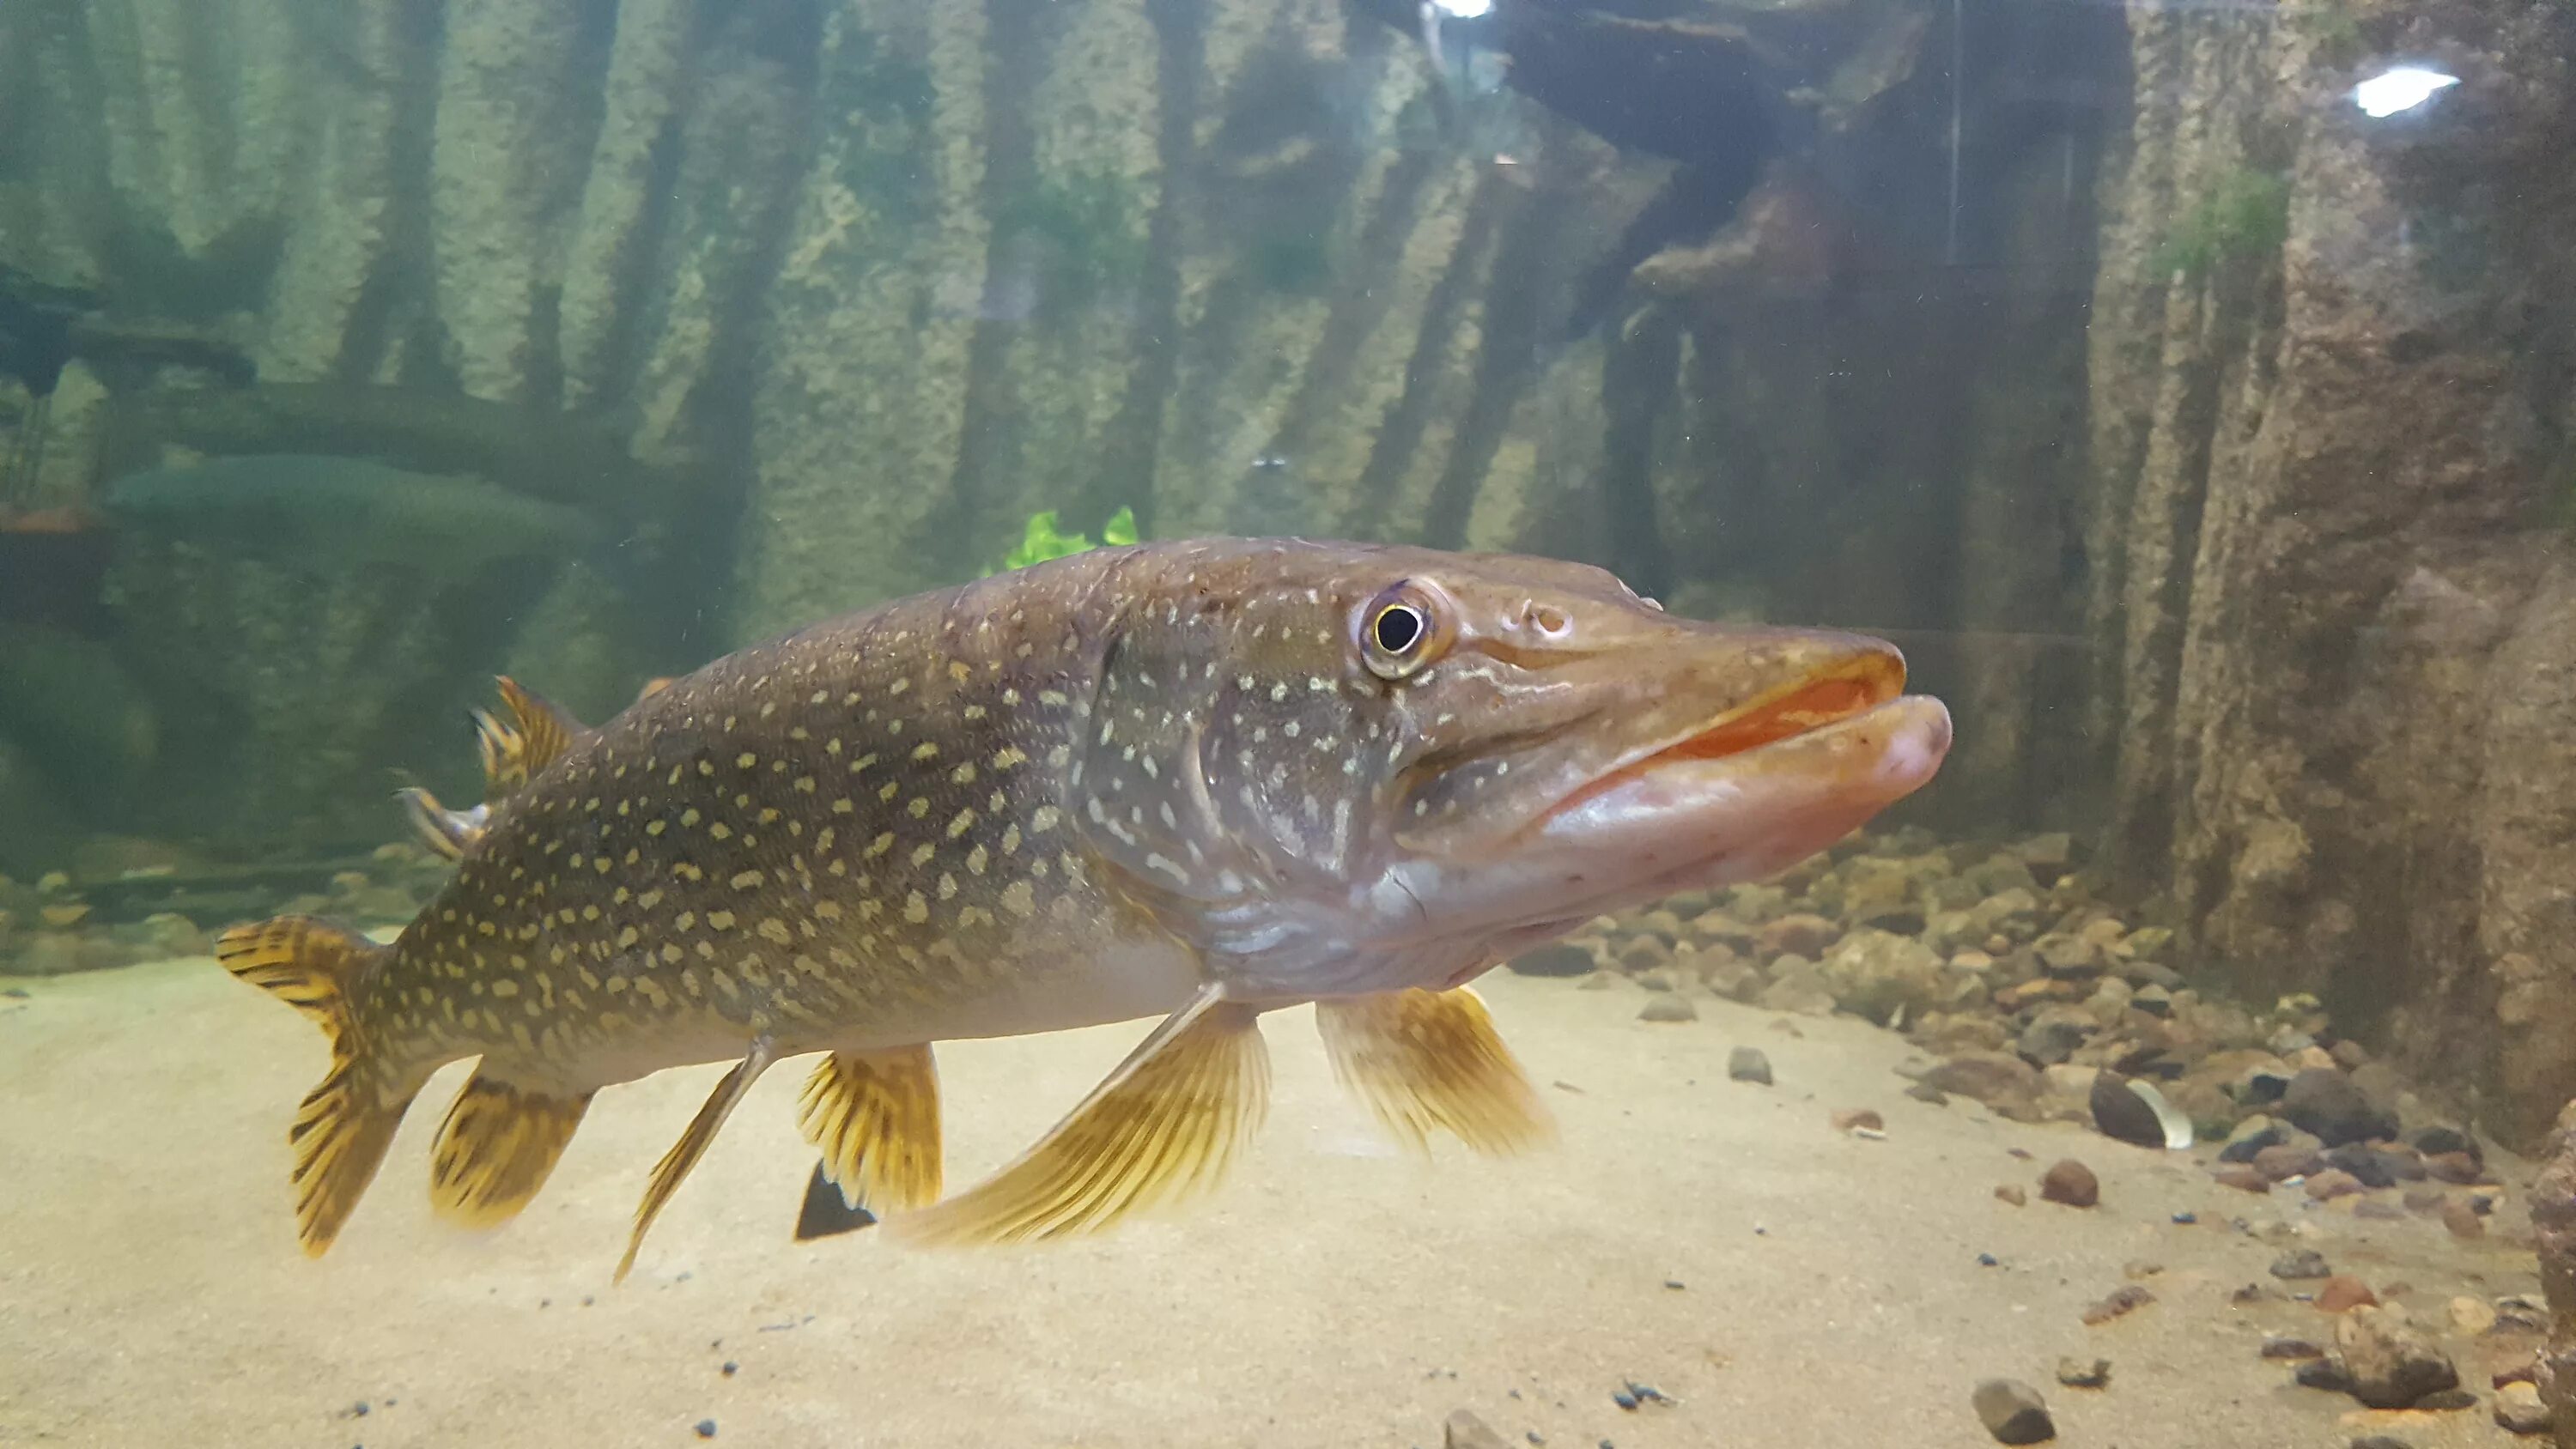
[
  {"left": 429, "top": 1070, "right": 593, "bottom": 1227},
  {"left": 614, "top": 1038, "right": 778, "bottom": 1284},
  {"left": 797, "top": 1044, "right": 943, "bottom": 1218},
  {"left": 1315, "top": 985, "right": 1556, "bottom": 1157},
  {"left": 397, "top": 785, "right": 481, "bottom": 861},
  {"left": 883, "top": 986, "right": 1270, "bottom": 1250}
]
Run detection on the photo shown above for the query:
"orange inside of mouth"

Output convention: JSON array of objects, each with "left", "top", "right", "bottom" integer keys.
[{"left": 1654, "top": 659, "right": 1903, "bottom": 765}]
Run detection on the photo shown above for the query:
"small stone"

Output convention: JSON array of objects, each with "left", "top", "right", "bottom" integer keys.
[
  {"left": 1578, "top": 971, "right": 1617, "bottom": 991},
  {"left": 2081, "top": 1284, "right": 2154, "bottom": 1325},
  {"left": 2315, "top": 1276, "right": 2378, "bottom": 1313},
  {"left": 1443, "top": 1409, "right": 1511, "bottom": 1449},
  {"left": 720, "top": 1361, "right": 738, "bottom": 1376},
  {"left": 1906, "top": 1082, "right": 1950, "bottom": 1106},
  {"left": 695, "top": 1421, "right": 718, "bottom": 1439},
  {"left": 1726, "top": 1046, "right": 1773, "bottom": 1085},
  {"left": 1832, "top": 1108, "right": 1884, "bottom": 1133},
  {"left": 2496, "top": 1295, "right": 2549, "bottom": 1332},
  {"left": 2411, "top": 1125, "right": 2478, "bottom": 1161},
  {"left": 2054, "top": 1356, "right": 2109, "bottom": 1389},
  {"left": 2495, "top": 1379, "right": 2549, "bottom": 1434},
  {"left": 2295, "top": 1358, "right": 2354, "bottom": 1392},
  {"left": 2425, "top": 1151, "right": 2482, "bottom": 1184},
  {"left": 1637, "top": 995, "right": 1698, "bottom": 1023},
  {"left": 2441, "top": 1199, "right": 2484, "bottom": 1239},
  {"left": 1970, "top": 1379, "right": 2054, "bottom": 1445},
  {"left": 2270, "top": 1249, "right": 2332, "bottom": 1280},
  {"left": 1995, "top": 1185, "right": 2026, "bottom": 1206},
  {"left": 2448, "top": 1297, "right": 2497, "bottom": 1336},
  {"left": 2403, "top": 1185, "right": 2449, "bottom": 1212},
  {"left": 1754, "top": 912, "right": 1840, "bottom": 958},
  {"left": 2305, "top": 1168, "right": 2364, "bottom": 1200},
  {"left": 2336, "top": 1305, "right": 2459, "bottom": 1409},
  {"left": 2281, "top": 1068, "right": 2397, "bottom": 1147},
  {"left": 2038, "top": 1159, "right": 2098, "bottom": 1208},
  {"left": 2254, "top": 1143, "right": 2325, "bottom": 1181},
  {"left": 2213, "top": 1164, "right": 2271, "bottom": 1192},
  {"left": 2259, "top": 1337, "right": 2324, "bottom": 1360},
  {"left": 1510, "top": 943, "right": 1596, "bottom": 977},
  {"left": 2416, "top": 1387, "right": 2479, "bottom": 1411}
]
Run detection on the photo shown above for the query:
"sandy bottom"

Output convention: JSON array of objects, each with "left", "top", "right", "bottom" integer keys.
[{"left": 0, "top": 960, "right": 2543, "bottom": 1448}]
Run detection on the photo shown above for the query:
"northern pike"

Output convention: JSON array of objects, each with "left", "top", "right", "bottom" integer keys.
[{"left": 217, "top": 539, "right": 1950, "bottom": 1279}]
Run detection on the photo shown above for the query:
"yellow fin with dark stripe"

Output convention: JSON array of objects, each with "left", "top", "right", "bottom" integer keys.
[
  {"left": 215, "top": 916, "right": 416, "bottom": 1256},
  {"left": 1315, "top": 985, "right": 1556, "bottom": 1157},
  {"left": 883, "top": 988, "right": 1268, "bottom": 1249},
  {"left": 475, "top": 676, "right": 586, "bottom": 797},
  {"left": 797, "top": 1045, "right": 944, "bottom": 1216},
  {"left": 396, "top": 785, "right": 483, "bottom": 861},
  {"left": 429, "top": 1072, "right": 593, "bottom": 1227},
  {"left": 614, "top": 1040, "right": 778, "bottom": 1283}
]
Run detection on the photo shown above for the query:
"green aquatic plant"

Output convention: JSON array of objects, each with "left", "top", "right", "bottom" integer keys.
[
  {"left": 993, "top": 505, "right": 1137, "bottom": 573},
  {"left": 2150, "top": 167, "right": 2290, "bottom": 282}
]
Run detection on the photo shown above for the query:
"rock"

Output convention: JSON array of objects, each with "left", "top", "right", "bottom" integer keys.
[
  {"left": 2270, "top": 1249, "right": 2332, "bottom": 1281},
  {"left": 2016, "top": 1013, "right": 2092, "bottom": 1067},
  {"left": 2038, "top": 1159, "right": 2098, "bottom": 1208},
  {"left": 2259, "top": 1336, "right": 2324, "bottom": 1359},
  {"left": 1443, "top": 1410, "right": 1510, "bottom": 1449},
  {"left": 2213, "top": 1164, "right": 2271, "bottom": 1192},
  {"left": 1756, "top": 958, "right": 1837, "bottom": 1016},
  {"left": 2254, "top": 1143, "right": 2326, "bottom": 1182},
  {"left": 1637, "top": 995, "right": 1698, "bottom": 1023},
  {"left": 1577, "top": 971, "right": 1617, "bottom": 991},
  {"left": 2305, "top": 1168, "right": 2364, "bottom": 1201},
  {"left": 2035, "top": 935, "right": 2103, "bottom": 979},
  {"left": 2043, "top": 1064, "right": 2099, "bottom": 1099},
  {"left": 1753, "top": 912, "right": 1838, "bottom": 958},
  {"left": 2411, "top": 1125, "right": 2479, "bottom": 1163},
  {"left": 1831, "top": 1108, "right": 1884, "bottom": 1133},
  {"left": 2295, "top": 1358, "right": 2354, "bottom": 1392},
  {"left": 2090, "top": 1070, "right": 2166, "bottom": 1149},
  {"left": 1923, "top": 1052, "right": 2044, "bottom": 1116},
  {"left": 1633, "top": 967, "right": 1678, "bottom": 992},
  {"left": 1726, "top": 1046, "right": 1773, "bottom": 1085},
  {"left": 2081, "top": 1284, "right": 2154, "bottom": 1325},
  {"left": 1995, "top": 1184, "right": 2026, "bottom": 1205},
  {"left": 2442, "top": 1198, "right": 2485, "bottom": 1239},
  {"left": 1970, "top": 1379, "right": 2054, "bottom": 1445},
  {"left": 1820, "top": 929, "right": 1948, "bottom": 1022},
  {"left": 2054, "top": 1356, "right": 2109, "bottom": 1389},
  {"left": 2281, "top": 1068, "right": 2397, "bottom": 1148},
  {"left": 2417, "top": 1387, "right": 2479, "bottom": 1410},
  {"left": 2316, "top": 1276, "right": 2379, "bottom": 1313},
  {"left": 1508, "top": 943, "right": 1594, "bottom": 977},
  {"left": 1617, "top": 937, "right": 1674, "bottom": 973},
  {"left": 2221, "top": 1118, "right": 2287, "bottom": 1161},
  {"left": 1690, "top": 911, "right": 1759, "bottom": 952},
  {"left": 1906, "top": 1081, "right": 1949, "bottom": 1106},
  {"left": 2495, "top": 1379, "right": 2549, "bottom": 1434},
  {"left": 2496, "top": 1294, "right": 2548, "bottom": 1332},
  {"left": 2424, "top": 1151, "right": 2482, "bottom": 1184},
  {"left": 2450, "top": 1297, "right": 2498, "bottom": 1336},
  {"left": 2323, "top": 1143, "right": 2420, "bottom": 1186},
  {"left": 2336, "top": 1306, "right": 2459, "bottom": 1409}
]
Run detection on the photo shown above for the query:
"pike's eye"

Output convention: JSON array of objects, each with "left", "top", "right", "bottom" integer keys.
[
  {"left": 1374, "top": 604, "right": 1424, "bottom": 653},
  {"left": 1358, "top": 580, "right": 1452, "bottom": 681}
]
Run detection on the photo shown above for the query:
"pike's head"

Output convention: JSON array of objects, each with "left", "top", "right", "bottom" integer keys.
[{"left": 1065, "top": 541, "right": 1952, "bottom": 999}]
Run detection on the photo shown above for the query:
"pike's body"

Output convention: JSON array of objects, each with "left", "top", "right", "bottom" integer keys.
[{"left": 218, "top": 538, "right": 1952, "bottom": 1277}]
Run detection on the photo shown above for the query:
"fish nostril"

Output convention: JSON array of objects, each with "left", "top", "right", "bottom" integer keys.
[{"left": 1524, "top": 603, "right": 1569, "bottom": 637}]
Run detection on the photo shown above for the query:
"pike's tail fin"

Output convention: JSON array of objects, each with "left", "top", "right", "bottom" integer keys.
[{"left": 216, "top": 916, "right": 416, "bottom": 1257}]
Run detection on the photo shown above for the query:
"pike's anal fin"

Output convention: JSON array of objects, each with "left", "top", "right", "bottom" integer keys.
[
  {"left": 614, "top": 1039, "right": 777, "bottom": 1284},
  {"left": 796, "top": 1045, "right": 943, "bottom": 1217},
  {"left": 883, "top": 987, "right": 1269, "bottom": 1249},
  {"left": 428, "top": 1071, "right": 593, "bottom": 1227},
  {"left": 1315, "top": 985, "right": 1556, "bottom": 1157}
]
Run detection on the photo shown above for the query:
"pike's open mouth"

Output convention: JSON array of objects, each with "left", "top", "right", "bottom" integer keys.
[{"left": 1546, "top": 651, "right": 1908, "bottom": 820}]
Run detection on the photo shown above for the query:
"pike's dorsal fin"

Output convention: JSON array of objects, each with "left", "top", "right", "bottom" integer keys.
[
  {"left": 882, "top": 986, "right": 1269, "bottom": 1249},
  {"left": 614, "top": 1039, "right": 777, "bottom": 1283},
  {"left": 1315, "top": 985, "right": 1556, "bottom": 1157},
  {"left": 796, "top": 1045, "right": 944, "bottom": 1217},
  {"left": 477, "top": 676, "right": 585, "bottom": 797},
  {"left": 429, "top": 1071, "right": 594, "bottom": 1227}
]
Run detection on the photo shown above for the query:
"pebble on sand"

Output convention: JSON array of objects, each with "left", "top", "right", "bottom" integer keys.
[
  {"left": 1831, "top": 1108, "right": 1884, "bottom": 1133},
  {"left": 2038, "top": 1159, "right": 2098, "bottom": 1208},
  {"left": 2334, "top": 1306, "right": 2459, "bottom": 1410},
  {"left": 2213, "top": 1164, "right": 2271, "bottom": 1192},
  {"left": 2269, "top": 1249, "right": 2331, "bottom": 1281},
  {"left": 2314, "top": 1276, "right": 2378, "bottom": 1313},
  {"left": 694, "top": 1421, "right": 717, "bottom": 1439},
  {"left": 2442, "top": 1198, "right": 2485, "bottom": 1239},
  {"left": 2054, "top": 1357, "right": 2110, "bottom": 1389},
  {"left": 2495, "top": 1379, "right": 2549, "bottom": 1434},
  {"left": 1971, "top": 1379, "right": 2056, "bottom": 1445},
  {"left": 1726, "top": 1046, "right": 1773, "bottom": 1085},
  {"left": 1443, "top": 1409, "right": 1510, "bottom": 1449},
  {"left": 1994, "top": 1184, "right": 2026, "bottom": 1206},
  {"left": 2081, "top": 1284, "right": 2155, "bottom": 1325},
  {"left": 1637, "top": 995, "right": 1698, "bottom": 1023}
]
